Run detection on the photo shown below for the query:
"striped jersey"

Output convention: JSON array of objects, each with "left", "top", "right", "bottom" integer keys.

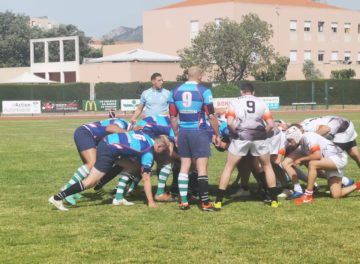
[
  {"left": 103, "top": 131, "right": 155, "bottom": 173},
  {"left": 83, "top": 118, "right": 129, "bottom": 143},
  {"left": 136, "top": 115, "right": 175, "bottom": 143},
  {"left": 169, "top": 82, "right": 215, "bottom": 130}
]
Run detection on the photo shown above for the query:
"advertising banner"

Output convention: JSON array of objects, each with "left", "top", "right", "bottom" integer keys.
[
  {"left": 41, "top": 101, "right": 80, "bottom": 112},
  {"left": 120, "top": 99, "right": 141, "bottom": 111},
  {"left": 213, "top": 97, "right": 280, "bottom": 110},
  {"left": 82, "top": 100, "right": 119, "bottom": 111},
  {"left": 2, "top": 101, "right": 41, "bottom": 114}
]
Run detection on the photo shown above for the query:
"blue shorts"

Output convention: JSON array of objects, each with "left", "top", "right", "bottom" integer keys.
[
  {"left": 178, "top": 129, "right": 211, "bottom": 158},
  {"left": 74, "top": 126, "right": 96, "bottom": 152},
  {"left": 94, "top": 141, "right": 117, "bottom": 173}
]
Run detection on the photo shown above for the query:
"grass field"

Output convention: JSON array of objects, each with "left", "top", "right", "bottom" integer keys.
[{"left": 1, "top": 112, "right": 360, "bottom": 263}]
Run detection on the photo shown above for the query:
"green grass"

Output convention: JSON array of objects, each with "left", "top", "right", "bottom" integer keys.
[{"left": 1, "top": 112, "right": 360, "bottom": 263}]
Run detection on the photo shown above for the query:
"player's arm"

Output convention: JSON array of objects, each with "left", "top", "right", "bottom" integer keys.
[
  {"left": 203, "top": 89, "right": 220, "bottom": 145},
  {"left": 130, "top": 104, "right": 145, "bottom": 124},
  {"left": 294, "top": 146, "right": 321, "bottom": 165},
  {"left": 169, "top": 90, "right": 179, "bottom": 142},
  {"left": 225, "top": 103, "right": 237, "bottom": 135},
  {"left": 316, "top": 125, "right": 331, "bottom": 137},
  {"left": 105, "top": 124, "right": 127, "bottom": 134},
  {"left": 263, "top": 109, "right": 274, "bottom": 133}
]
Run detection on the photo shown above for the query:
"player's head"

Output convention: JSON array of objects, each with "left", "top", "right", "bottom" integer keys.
[
  {"left": 187, "top": 66, "right": 203, "bottom": 82},
  {"left": 240, "top": 83, "right": 255, "bottom": 95},
  {"left": 274, "top": 119, "right": 289, "bottom": 131},
  {"left": 153, "top": 135, "right": 170, "bottom": 153},
  {"left": 285, "top": 124, "right": 303, "bottom": 146},
  {"left": 151, "top": 73, "right": 163, "bottom": 89}
]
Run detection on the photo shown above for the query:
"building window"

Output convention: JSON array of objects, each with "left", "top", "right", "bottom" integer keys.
[
  {"left": 318, "top": 21, "right": 324, "bottom": 32},
  {"left": 304, "top": 50, "right": 311, "bottom": 61},
  {"left": 290, "top": 50, "right": 297, "bottom": 62},
  {"left": 344, "top": 51, "right": 351, "bottom": 62},
  {"left": 190, "top": 20, "right": 199, "bottom": 39},
  {"left": 215, "top": 18, "right": 223, "bottom": 27},
  {"left": 331, "top": 51, "right": 338, "bottom": 61},
  {"left": 290, "top": 20, "right": 297, "bottom": 31},
  {"left": 331, "top": 22, "right": 338, "bottom": 33},
  {"left": 344, "top": 23, "right": 351, "bottom": 34},
  {"left": 304, "top": 21, "right": 311, "bottom": 32},
  {"left": 318, "top": 51, "right": 324, "bottom": 62}
]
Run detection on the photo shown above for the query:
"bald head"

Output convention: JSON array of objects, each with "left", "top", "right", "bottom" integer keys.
[{"left": 187, "top": 66, "right": 203, "bottom": 82}]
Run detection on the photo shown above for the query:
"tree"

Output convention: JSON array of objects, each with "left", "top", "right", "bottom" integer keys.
[
  {"left": 252, "top": 56, "right": 289, "bottom": 81},
  {"left": 178, "top": 14, "right": 274, "bottom": 83},
  {"left": 330, "top": 69, "right": 356, "bottom": 79},
  {"left": 302, "top": 60, "right": 322, "bottom": 80}
]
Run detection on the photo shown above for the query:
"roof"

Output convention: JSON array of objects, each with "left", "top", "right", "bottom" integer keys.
[
  {"left": 0, "top": 72, "right": 57, "bottom": 84},
  {"left": 85, "top": 49, "right": 181, "bottom": 63},
  {"left": 158, "top": 0, "right": 342, "bottom": 10}
]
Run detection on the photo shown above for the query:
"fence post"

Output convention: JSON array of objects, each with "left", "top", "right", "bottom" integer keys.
[
  {"left": 90, "top": 83, "right": 95, "bottom": 100},
  {"left": 311, "top": 81, "right": 315, "bottom": 109},
  {"left": 325, "top": 81, "right": 329, "bottom": 110},
  {"left": 342, "top": 85, "right": 345, "bottom": 110}
]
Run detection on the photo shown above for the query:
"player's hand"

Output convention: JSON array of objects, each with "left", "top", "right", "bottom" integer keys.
[
  {"left": 148, "top": 202, "right": 158, "bottom": 208},
  {"left": 294, "top": 159, "right": 303, "bottom": 166},
  {"left": 215, "top": 135, "right": 221, "bottom": 147}
]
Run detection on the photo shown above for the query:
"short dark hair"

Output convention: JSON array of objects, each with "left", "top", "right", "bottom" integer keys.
[
  {"left": 151, "top": 73, "right": 162, "bottom": 81},
  {"left": 240, "top": 83, "right": 254, "bottom": 92}
]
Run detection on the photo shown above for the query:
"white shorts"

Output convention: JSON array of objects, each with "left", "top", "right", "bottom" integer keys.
[
  {"left": 326, "top": 153, "right": 348, "bottom": 179},
  {"left": 228, "top": 139, "right": 269, "bottom": 156},
  {"left": 267, "top": 133, "right": 284, "bottom": 155},
  {"left": 333, "top": 121, "right": 357, "bottom": 143}
]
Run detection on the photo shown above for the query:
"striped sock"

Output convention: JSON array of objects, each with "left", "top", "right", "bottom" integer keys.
[
  {"left": 305, "top": 189, "right": 313, "bottom": 196},
  {"left": 178, "top": 173, "right": 189, "bottom": 204},
  {"left": 54, "top": 182, "right": 85, "bottom": 201},
  {"left": 156, "top": 163, "right": 172, "bottom": 196},
  {"left": 198, "top": 175, "right": 210, "bottom": 204},
  {"left": 61, "top": 165, "right": 90, "bottom": 191},
  {"left": 115, "top": 173, "right": 130, "bottom": 201}
]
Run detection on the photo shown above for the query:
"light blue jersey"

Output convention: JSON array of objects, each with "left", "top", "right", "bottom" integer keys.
[{"left": 140, "top": 87, "right": 170, "bottom": 116}]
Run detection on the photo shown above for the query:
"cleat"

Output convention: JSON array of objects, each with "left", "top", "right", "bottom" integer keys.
[
  {"left": 112, "top": 198, "right": 134, "bottom": 206},
  {"left": 278, "top": 189, "right": 292, "bottom": 198},
  {"left": 271, "top": 201, "right": 280, "bottom": 208},
  {"left": 230, "top": 188, "right": 250, "bottom": 198},
  {"left": 286, "top": 191, "right": 303, "bottom": 200},
  {"left": 48, "top": 196, "right": 68, "bottom": 211},
  {"left": 262, "top": 192, "right": 272, "bottom": 204},
  {"left": 155, "top": 192, "right": 176, "bottom": 202},
  {"left": 294, "top": 195, "right": 313, "bottom": 205},
  {"left": 64, "top": 195, "right": 77, "bottom": 206},
  {"left": 214, "top": 201, "right": 222, "bottom": 211},
  {"left": 201, "top": 202, "right": 215, "bottom": 212},
  {"left": 179, "top": 203, "right": 190, "bottom": 211}
]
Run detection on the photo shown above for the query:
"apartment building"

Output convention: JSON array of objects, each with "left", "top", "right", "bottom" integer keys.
[
  {"left": 29, "top": 16, "right": 58, "bottom": 30},
  {"left": 143, "top": 0, "right": 360, "bottom": 79}
]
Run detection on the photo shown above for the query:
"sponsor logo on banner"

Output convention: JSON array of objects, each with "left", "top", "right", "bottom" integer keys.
[
  {"left": 213, "top": 97, "right": 280, "bottom": 110},
  {"left": 2, "top": 101, "right": 41, "bottom": 114},
  {"left": 42, "top": 101, "right": 79, "bottom": 112},
  {"left": 84, "top": 100, "right": 98, "bottom": 111},
  {"left": 121, "top": 99, "right": 140, "bottom": 111}
]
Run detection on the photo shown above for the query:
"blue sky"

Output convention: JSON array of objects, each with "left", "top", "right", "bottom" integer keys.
[{"left": 1, "top": 0, "right": 359, "bottom": 38}]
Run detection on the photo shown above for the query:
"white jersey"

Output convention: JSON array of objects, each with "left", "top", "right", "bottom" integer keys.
[
  {"left": 301, "top": 132, "right": 343, "bottom": 158},
  {"left": 227, "top": 95, "right": 272, "bottom": 141}
]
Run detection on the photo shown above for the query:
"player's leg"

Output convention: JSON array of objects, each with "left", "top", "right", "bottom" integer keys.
[
  {"left": 155, "top": 163, "right": 174, "bottom": 201},
  {"left": 328, "top": 177, "right": 358, "bottom": 199}
]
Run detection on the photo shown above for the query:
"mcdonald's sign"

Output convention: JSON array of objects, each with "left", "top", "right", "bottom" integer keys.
[{"left": 83, "top": 100, "right": 98, "bottom": 111}]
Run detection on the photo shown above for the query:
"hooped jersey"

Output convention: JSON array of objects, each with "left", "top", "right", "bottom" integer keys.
[
  {"left": 135, "top": 115, "right": 175, "bottom": 143},
  {"left": 226, "top": 95, "right": 273, "bottom": 141},
  {"left": 169, "top": 82, "right": 215, "bottom": 130},
  {"left": 104, "top": 131, "right": 155, "bottom": 173},
  {"left": 83, "top": 118, "right": 129, "bottom": 143},
  {"left": 301, "top": 132, "right": 344, "bottom": 158}
]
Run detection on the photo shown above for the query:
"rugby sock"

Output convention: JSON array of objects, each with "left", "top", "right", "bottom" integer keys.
[
  {"left": 54, "top": 182, "right": 85, "bottom": 201},
  {"left": 114, "top": 173, "right": 131, "bottom": 201},
  {"left": 94, "top": 165, "right": 122, "bottom": 191},
  {"left": 293, "top": 183, "right": 303, "bottom": 194},
  {"left": 305, "top": 189, "right": 313, "bottom": 197},
  {"left": 156, "top": 163, "right": 172, "bottom": 196},
  {"left": 178, "top": 173, "right": 189, "bottom": 204},
  {"left": 127, "top": 176, "right": 141, "bottom": 194},
  {"left": 197, "top": 175, "right": 210, "bottom": 204},
  {"left": 188, "top": 171, "right": 199, "bottom": 196},
  {"left": 61, "top": 165, "right": 89, "bottom": 191},
  {"left": 215, "top": 189, "right": 226, "bottom": 203},
  {"left": 268, "top": 187, "right": 279, "bottom": 202}
]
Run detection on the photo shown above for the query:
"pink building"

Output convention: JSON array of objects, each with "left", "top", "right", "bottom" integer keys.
[{"left": 143, "top": 0, "right": 360, "bottom": 79}]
